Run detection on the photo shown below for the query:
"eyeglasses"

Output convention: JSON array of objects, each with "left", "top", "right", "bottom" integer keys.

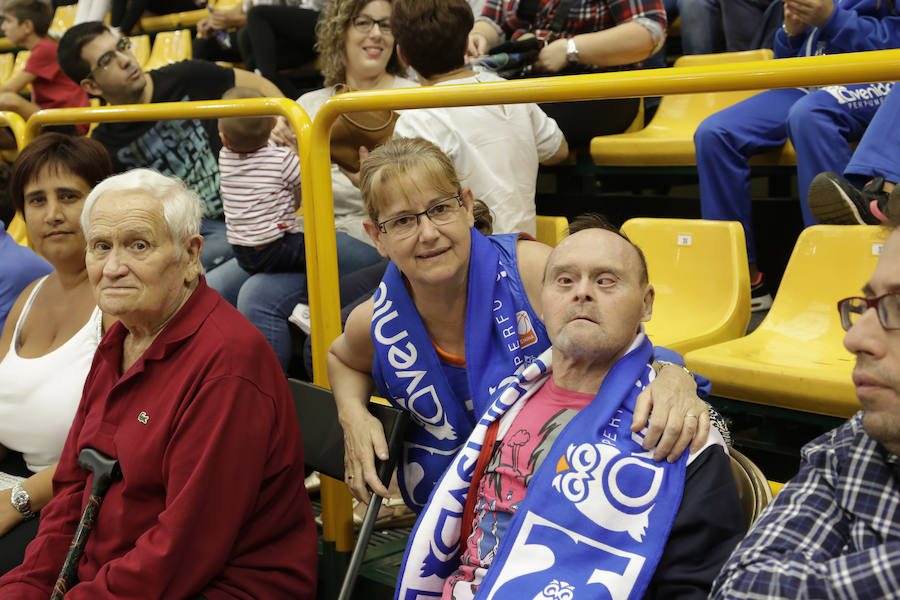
[
  {"left": 377, "top": 195, "right": 464, "bottom": 239},
  {"left": 837, "top": 291, "right": 900, "bottom": 331},
  {"left": 351, "top": 15, "right": 391, "bottom": 34},
  {"left": 86, "top": 37, "right": 132, "bottom": 79}
]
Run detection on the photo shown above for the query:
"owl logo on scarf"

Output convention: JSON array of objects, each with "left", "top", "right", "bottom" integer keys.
[
  {"left": 551, "top": 442, "right": 665, "bottom": 542},
  {"left": 533, "top": 579, "right": 575, "bottom": 600}
]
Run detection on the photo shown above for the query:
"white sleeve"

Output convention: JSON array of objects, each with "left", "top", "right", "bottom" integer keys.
[{"left": 528, "top": 103, "right": 565, "bottom": 163}]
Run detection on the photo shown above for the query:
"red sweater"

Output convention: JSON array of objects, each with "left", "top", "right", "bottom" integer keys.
[{"left": 0, "top": 279, "right": 316, "bottom": 599}]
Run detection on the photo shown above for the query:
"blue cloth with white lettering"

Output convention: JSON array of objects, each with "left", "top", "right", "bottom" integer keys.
[
  {"left": 371, "top": 229, "right": 549, "bottom": 510},
  {"left": 396, "top": 339, "right": 690, "bottom": 600}
]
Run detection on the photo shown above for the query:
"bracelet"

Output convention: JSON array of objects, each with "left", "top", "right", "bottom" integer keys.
[{"left": 656, "top": 361, "right": 692, "bottom": 377}]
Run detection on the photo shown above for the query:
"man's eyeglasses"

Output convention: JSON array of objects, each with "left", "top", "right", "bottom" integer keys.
[
  {"left": 86, "top": 38, "right": 132, "bottom": 79},
  {"left": 837, "top": 290, "right": 900, "bottom": 331},
  {"left": 351, "top": 15, "right": 391, "bottom": 34},
  {"left": 378, "top": 195, "right": 464, "bottom": 239}
]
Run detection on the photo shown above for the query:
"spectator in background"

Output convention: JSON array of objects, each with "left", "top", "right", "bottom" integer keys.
[
  {"left": 72, "top": 0, "right": 111, "bottom": 31},
  {"left": 0, "top": 0, "right": 90, "bottom": 148},
  {"left": 391, "top": 0, "right": 568, "bottom": 237},
  {"left": 667, "top": 0, "right": 771, "bottom": 55},
  {"left": 194, "top": 0, "right": 321, "bottom": 98},
  {"left": 466, "top": 0, "right": 667, "bottom": 144},
  {"left": 0, "top": 169, "right": 317, "bottom": 598},
  {"left": 0, "top": 133, "right": 113, "bottom": 574},
  {"left": 56, "top": 21, "right": 282, "bottom": 281},
  {"left": 243, "top": 0, "right": 321, "bottom": 98},
  {"left": 110, "top": 0, "right": 197, "bottom": 36},
  {"left": 809, "top": 83, "right": 900, "bottom": 225},
  {"left": 694, "top": 0, "right": 900, "bottom": 310},
  {"left": 710, "top": 214, "right": 900, "bottom": 599}
]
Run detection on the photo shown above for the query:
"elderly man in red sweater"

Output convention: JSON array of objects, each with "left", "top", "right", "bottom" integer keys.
[{"left": 0, "top": 169, "right": 316, "bottom": 599}]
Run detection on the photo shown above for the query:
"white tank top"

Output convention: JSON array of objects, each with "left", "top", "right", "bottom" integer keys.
[{"left": 0, "top": 276, "right": 102, "bottom": 472}]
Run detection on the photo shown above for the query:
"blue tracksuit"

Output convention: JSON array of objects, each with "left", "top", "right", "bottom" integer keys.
[
  {"left": 694, "top": 0, "right": 900, "bottom": 263},
  {"left": 845, "top": 83, "right": 900, "bottom": 184}
]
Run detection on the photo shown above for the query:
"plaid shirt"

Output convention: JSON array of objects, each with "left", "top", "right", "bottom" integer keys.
[
  {"left": 479, "top": 0, "right": 666, "bottom": 45},
  {"left": 710, "top": 412, "right": 900, "bottom": 599}
]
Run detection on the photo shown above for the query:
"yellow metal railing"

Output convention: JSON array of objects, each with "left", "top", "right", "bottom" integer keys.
[
  {"left": 7, "top": 48, "right": 900, "bottom": 556},
  {"left": 306, "top": 48, "right": 900, "bottom": 386},
  {"left": 307, "top": 48, "right": 900, "bottom": 552},
  {"left": 12, "top": 97, "right": 310, "bottom": 249}
]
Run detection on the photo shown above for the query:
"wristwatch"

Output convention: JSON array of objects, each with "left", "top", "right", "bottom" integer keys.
[
  {"left": 566, "top": 37, "right": 580, "bottom": 64},
  {"left": 11, "top": 482, "right": 35, "bottom": 520}
]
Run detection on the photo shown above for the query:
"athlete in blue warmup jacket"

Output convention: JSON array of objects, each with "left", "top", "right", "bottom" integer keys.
[{"left": 694, "top": 0, "right": 900, "bottom": 309}]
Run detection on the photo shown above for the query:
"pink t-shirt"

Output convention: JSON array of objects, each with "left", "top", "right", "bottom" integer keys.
[{"left": 442, "top": 376, "right": 594, "bottom": 600}]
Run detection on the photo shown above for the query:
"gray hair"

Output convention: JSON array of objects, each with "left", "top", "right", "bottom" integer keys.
[{"left": 81, "top": 168, "right": 203, "bottom": 254}]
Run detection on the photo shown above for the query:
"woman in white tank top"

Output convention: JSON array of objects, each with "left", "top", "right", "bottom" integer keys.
[{"left": 0, "top": 134, "right": 113, "bottom": 572}]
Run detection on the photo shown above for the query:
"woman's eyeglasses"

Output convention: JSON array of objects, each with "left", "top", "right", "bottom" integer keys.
[
  {"left": 378, "top": 195, "right": 464, "bottom": 239},
  {"left": 351, "top": 15, "right": 391, "bottom": 34}
]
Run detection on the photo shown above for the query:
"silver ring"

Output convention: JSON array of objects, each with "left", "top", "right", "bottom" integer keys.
[{"left": 347, "top": 475, "right": 354, "bottom": 480}]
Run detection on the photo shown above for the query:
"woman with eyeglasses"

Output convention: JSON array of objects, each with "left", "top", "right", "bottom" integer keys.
[
  {"left": 328, "top": 137, "right": 711, "bottom": 512},
  {"left": 0, "top": 134, "right": 114, "bottom": 574},
  {"left": 209, "top": 0, "right": 416, "bottom": 370}
]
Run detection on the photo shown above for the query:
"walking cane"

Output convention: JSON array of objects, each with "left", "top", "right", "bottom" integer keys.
[{"left": 50, "top": 448, "right": 122, "bottom": 600}]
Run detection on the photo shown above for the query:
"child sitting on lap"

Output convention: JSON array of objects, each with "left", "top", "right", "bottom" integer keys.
[{"left": 218, "top": 86, "right": 304, "bottom": 274}]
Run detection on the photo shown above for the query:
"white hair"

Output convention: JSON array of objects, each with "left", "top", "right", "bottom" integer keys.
[{"left": 81, "top": 168, "right": 203, "bottom": 254}]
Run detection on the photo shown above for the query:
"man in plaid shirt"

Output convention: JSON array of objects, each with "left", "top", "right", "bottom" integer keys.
[
  {"left": 465, "top": 0, "right": 666, "bottom": 145},
  {"left": 468, "top": 0, "right": 665, "bottom": 73},
  {"left": 710, "top": 221, "right": 900, "bottom": 598}
]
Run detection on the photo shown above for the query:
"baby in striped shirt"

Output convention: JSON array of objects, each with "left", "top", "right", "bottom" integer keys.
[{"left": 218, "top": 86, "right": 305, "bottom": 274}]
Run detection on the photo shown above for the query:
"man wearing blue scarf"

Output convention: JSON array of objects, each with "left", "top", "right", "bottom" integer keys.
[{"left": 397, "top": 218, "right": 745, "bottom": 600}]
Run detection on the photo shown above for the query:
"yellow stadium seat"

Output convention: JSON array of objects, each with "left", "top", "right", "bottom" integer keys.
[
  {"left": 685, "top": 225, "right": 883, "bottom": 419},
  {"left": 535, "top": 215, "right": 568, "bottom": 246},
  {"left": 128, "top": 34, "right": 151, "bottom": 68},
  {"left": 12, "top": 50, "right": 31, "bottom": 95},
  {"left": 48, "top": 4, "right": 78, "bottom": 39},
  {"left": 144, "top": 30, "right": 192, "bottom": 71},
  {"left": 622, "top": 218, "right": 751, "bottom": 354},
  {"left": 7, "top": 212, "right": 31, "bottom": 247},
  {"left": 769, "top": 480, "right": 784, "bottom": 496},
  {"left": 590, "top": 50, "right": 779, "bottom": 167},
  {"left": 0, "top": 53, "right": 14, "bottom": 85}
]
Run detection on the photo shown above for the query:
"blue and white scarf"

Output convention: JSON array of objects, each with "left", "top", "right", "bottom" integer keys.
[
  {"left": 396, "top": 336, "right": 690, "bottom": 600},
  {"left": 371, "top": 229, "right": 549, "bottom": 510}
]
